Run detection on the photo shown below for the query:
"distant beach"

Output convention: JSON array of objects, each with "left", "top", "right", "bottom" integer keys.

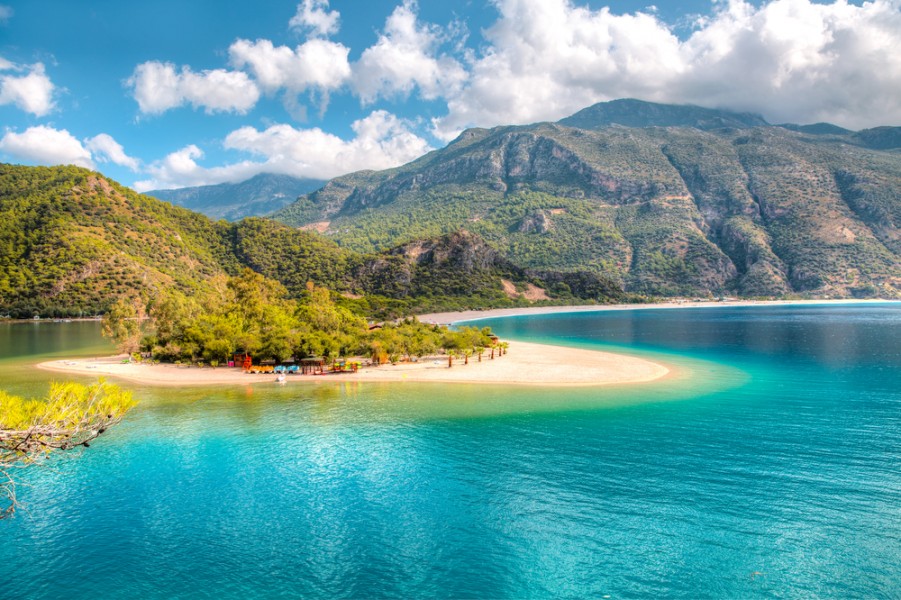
[
  {"left": 36, "top": 340, "right": 670, "bottom": 388},
  {"left": 418, "top": 298, "right": 896, "bottom": 325}
]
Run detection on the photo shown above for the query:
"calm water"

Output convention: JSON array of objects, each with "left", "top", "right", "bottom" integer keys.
[{"left": 1, "top": 305, "right": 899, "bottom": 598}]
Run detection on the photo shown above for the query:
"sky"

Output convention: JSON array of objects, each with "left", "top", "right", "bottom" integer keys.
[{"left": 1, "top": 0, "right": 899, "bottom": 191}]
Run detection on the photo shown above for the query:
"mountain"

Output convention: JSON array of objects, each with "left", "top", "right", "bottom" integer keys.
[
  {"left": 558, "top": 98, "right": 769, "bottom": 130},
  {"left": 779, "top": 122, "right": 853, "bottom": 136},
  {"left": 146, "top": 173, "right": 326, "bottom": 221},
  {"left": 273, "top": 99, "right": 901, "bottom": 299},
  {"left": 854, "top": 127, "right": 901, "bottom": 151},
  {"left": 0, "top": 164, "right": 624, "bottom": 318}
]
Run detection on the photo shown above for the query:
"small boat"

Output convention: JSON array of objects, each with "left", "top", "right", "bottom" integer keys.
[{"left": 276, "top": 374, "right": 287, "bottom": 383}]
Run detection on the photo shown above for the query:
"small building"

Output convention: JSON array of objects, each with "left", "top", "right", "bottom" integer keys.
[{"left": 300, "top": 357, "right": 326, "bottom": 375}]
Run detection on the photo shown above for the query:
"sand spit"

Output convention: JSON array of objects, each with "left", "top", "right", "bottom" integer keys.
[{"left": 37, "top": 340, "right": 669, "bottom": 388}]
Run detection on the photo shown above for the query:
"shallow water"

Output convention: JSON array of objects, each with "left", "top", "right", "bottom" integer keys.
[{"left": 1, "top": 305, "right": 899, "bottom": 598}]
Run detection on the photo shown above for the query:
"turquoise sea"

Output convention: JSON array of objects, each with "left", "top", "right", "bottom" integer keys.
[{"left": 1, "top": 304, "right": 899, "bottom": 598}]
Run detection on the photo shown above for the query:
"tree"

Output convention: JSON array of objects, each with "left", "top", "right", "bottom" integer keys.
[
  {"left": 146, "top": 289, "right": 199, "bottom": 359},
  {"left": 0, "top": 380, "right": 135, "bottom": 518},
  {"left": 101, "top": 296, "right": 145, "bottom": 354},
  {"left": 257, "top": 305, "right": 298, "bottom": 362}
]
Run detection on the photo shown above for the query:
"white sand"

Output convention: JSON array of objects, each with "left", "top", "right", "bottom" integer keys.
[{"left": 36, "top": 340, "right": 669, "bottom": 388}]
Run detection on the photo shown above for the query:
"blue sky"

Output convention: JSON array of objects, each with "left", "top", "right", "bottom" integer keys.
[{"left": 0, "top": 0, "right": 898, "bottom": 191}]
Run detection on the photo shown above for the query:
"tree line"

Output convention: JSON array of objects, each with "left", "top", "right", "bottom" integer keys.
[{"left": 102, "top": 268, "right": 500, "bottom": 366}]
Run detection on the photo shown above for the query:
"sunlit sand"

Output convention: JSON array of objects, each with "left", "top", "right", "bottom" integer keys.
[{"left": 37, "top": 340, "right": 669, "bottom": 388}]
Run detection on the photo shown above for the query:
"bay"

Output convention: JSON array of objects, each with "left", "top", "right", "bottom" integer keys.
[{"left": 1, "top": 305, "right": 899, "bottom": 598}]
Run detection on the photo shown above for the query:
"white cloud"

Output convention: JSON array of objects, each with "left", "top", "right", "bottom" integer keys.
[
  {"left": 353, "top": 0, "right": 467, "bottom": 103},
  {"left": 85, "top": 134, "right": 140, "bottom": 171},
  {"left": 226, "top": 110, "right": 433, "bottom": 176},
  {"left": 674, "top": 0, "right": 901, "bottom": 128},
  {"left": 0, "top": 126, "right": 94, "bottom": 168},
  {"left": 289, "top": 0, "right": 340, "bottom": 37},
  {"left": 0, "top": 5, "right": 12, "bottom": 24},
  {"left": 431, "top": 0, "right": 685, "bottom": 139},
  {"left": 133, "top": 145, "right": 266, "bottom": 191},
  {"left": 133, "top": 110, "right": 432, "bottom": 191},
  {"left": 229, "top": 38, "right": 351, "bottom": 95},
  {"left": 0, "top": 60, "right": 55, "bottom": 116},
  {"left": 127, "top": 61, "right": 260, "bottom": 115},
  {"left": 114, "top": 0, "right": 901, "bottom": 184},
  {"left": 0, "top": 127, "right": 141, "bottom": 174},
  {"left": 431, "top": 0, "right": 901, "bottom": 139}
]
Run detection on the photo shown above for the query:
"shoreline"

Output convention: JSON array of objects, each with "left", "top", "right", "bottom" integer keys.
[
  {"left": 417, "top": 298, "right": 898, "bottom": 325},
  {"left": 36, "top": 340, "right": 671, "bottom": 389}
]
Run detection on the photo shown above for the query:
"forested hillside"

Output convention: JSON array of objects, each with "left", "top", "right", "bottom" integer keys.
[
  {"left": 273, "top": 100, "right": 901, "bottom": 299},
  {"left": 0, "top": 165, "right": 237, "bottom": 317},
  {"left": 0, "top": 164, "right": 622, "bottom": 318}
]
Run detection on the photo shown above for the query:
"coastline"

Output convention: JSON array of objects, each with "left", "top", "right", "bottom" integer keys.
[
  {"left": 31, "top": 299, "right": 897, "bottom": 389},
  {"left": 36, "top": 340, "right": 670, "bottom": 388},
  {"left": 417, "top": 298, "right": 898, "bottom": 325}
]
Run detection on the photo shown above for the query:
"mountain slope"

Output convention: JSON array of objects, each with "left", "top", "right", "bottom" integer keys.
[
  {"left": 147, "top": 173, "right": 325, "bottom": 221},
  {"left": 559, "top": 98, "right": 769, "bottom": 130},
  {"left": 273, "top": 100, "right": 901, "bottom": 298},
  {"left": 0, "top": 165, "right": 238, "bottom": 316},
  {"left": 0, "top": 164, "right": 625, "bottom": 318}
]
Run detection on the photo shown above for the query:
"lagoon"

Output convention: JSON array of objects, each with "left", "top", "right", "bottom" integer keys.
[{"left": 1, "top": 304, "right": 900, "bottom": 598}]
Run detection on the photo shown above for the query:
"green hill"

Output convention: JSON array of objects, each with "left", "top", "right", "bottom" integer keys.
[
  {"left": 0, "top": 165, "right": 237, "bottom": 317},
  {"left": 0, "top": 164, "right": 624, "bottom": 318},
  {"left": 273, "top": 100, "right": 901, "bottom": 299}
]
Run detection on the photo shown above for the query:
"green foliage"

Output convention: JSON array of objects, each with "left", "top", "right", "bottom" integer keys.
[
  {"left": 230, "top": 218, "right": 355, "bottom": 295},
  {"left": 0, "top": 380, "right": 134, "bottom": 435},
  {"left": 143, "top": 269, "right": 306, "bottom": 363},
  {"left": 0, "top": 164, "right": 236, "bottom": 317},
  {"left": 1, "top": 379, "right": 135, "bottom": 518},
  {"left": 101, "top": 296, "right": 144, "bottom": 353},
  {"left": 135, "top": 269, "right": 498, "bottom": 368}
]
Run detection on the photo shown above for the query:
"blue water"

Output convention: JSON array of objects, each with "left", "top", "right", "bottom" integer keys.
[{"left": 1, "top": 305, "right": 900, "bottom": 598}]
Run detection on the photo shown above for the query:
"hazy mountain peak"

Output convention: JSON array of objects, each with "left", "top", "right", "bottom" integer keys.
[
  {"left": 558, "top": 99, "right": 769, "bottom": 131},
  {"left": 147, "top": 173, "right": 326, "bottom": 221}
]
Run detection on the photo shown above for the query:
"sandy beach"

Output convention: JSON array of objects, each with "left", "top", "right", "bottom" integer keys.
[
  {"left": 34, "top": 299, "right": 897, "bottom": 389},
  {"left": 36, "top": 340, "right": 670, "bottom": 388},
  {"left": 418, "top": 298, "right": 896, "bottom": 325}
]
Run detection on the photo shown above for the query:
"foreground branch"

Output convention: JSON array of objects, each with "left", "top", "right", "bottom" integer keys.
[{"left": 0, "top": 380, "right": 135, "bottom": 518}]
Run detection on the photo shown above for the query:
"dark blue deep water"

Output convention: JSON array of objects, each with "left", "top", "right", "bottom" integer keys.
[{"left": 1, "top": 304, "right": 899, "bottom": 598}]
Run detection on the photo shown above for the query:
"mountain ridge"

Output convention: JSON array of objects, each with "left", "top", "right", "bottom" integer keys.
[
  {"left": 558, "top": 98, "right": 770, "bottom": 130},
  {"left": 146, "top": 173, "right": 326, "bottom": 221},
  {"left": 272, "top": 99, "right": 901, "bottom": 299}
]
